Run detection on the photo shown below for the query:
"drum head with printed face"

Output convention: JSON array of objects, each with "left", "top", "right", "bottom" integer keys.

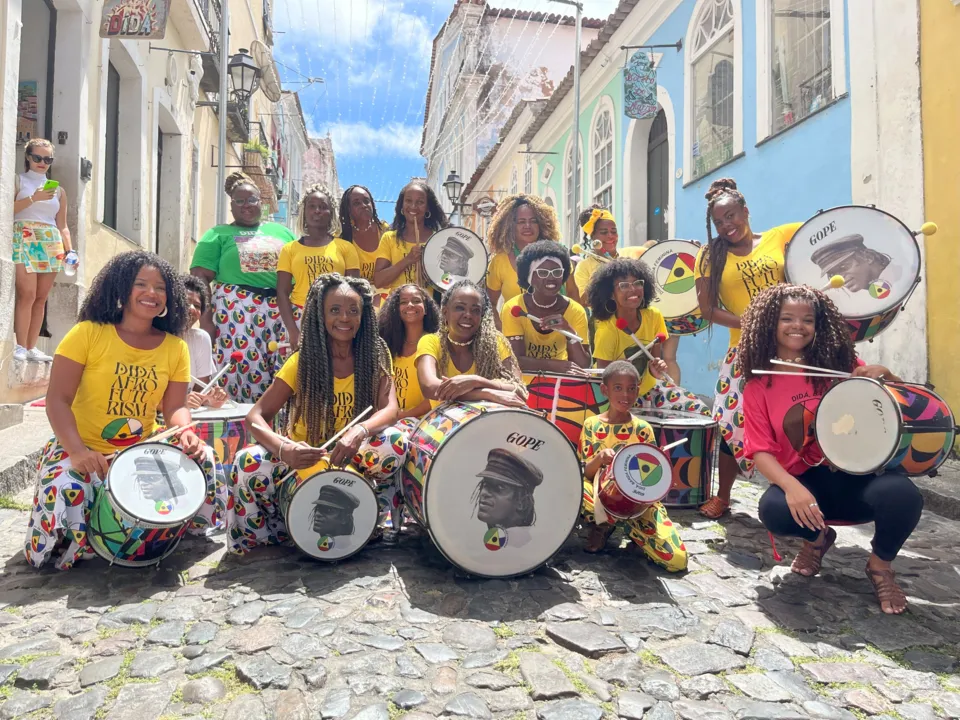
[
  {"left": 639, "top": 240, "right": 702, "bottom": 318},
  {"left": 815, "top": 378, "right": 901, "bottom": 474},
  {"left": 285, "top": 470, "right": 379, "bottom": 561},
  {"left": 611, "top": 443, "right": 673, "bottom": 503},
  {"left": 423, "top": 408, "right": 582, "bottom": 578},
  {"left": 108, "top": 443, "right": 207, "bottom": 524},
  {"left": 422, "top": 227, "right": 488, "bottom": 290},
  {"left": 785, "top": 206, "right": 921, "bottom": 318}
]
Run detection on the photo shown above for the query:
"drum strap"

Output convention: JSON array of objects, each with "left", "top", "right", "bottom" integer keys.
[{"left": 593, "top": 475, "right": 610, "bottom": 525}]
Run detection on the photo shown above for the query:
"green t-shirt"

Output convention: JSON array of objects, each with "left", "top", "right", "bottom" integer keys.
[{"left": 190, "top": 222, "right": 297, "bottom": 289}]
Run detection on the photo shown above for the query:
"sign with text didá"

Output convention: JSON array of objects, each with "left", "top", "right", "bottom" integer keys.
[{"left": 100, "top": 0, "right": 171, "bottom": 40}]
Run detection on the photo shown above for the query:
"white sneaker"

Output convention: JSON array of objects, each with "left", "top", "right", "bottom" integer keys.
[
  {"left": 13, "top": 345, "right": 27, "bottom": 362},
  {"left": 26, "top": 348, "right": 52, "bottom": 363}
]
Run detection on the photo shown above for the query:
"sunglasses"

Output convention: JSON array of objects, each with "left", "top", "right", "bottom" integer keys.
[
  {"left": 29, "top": 154, "right": 54, "bottom": 165},
  {"left": 617, "top": 280, "right": 645, "bottom": 291},
  {"left": 533, "top": 268, "right": 565, "bottom": 279},
  {"left": 232, "top": 196, "right": 261, "bottom": 206}
]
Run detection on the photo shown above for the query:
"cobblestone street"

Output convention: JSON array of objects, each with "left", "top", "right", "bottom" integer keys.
[{"left": 0, "top": 480, "right": 958, "bottom": 720}]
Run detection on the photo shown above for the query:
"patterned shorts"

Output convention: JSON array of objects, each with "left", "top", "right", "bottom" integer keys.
[{"left": 13, "top": 221, "right": 64, "bottom": 273}]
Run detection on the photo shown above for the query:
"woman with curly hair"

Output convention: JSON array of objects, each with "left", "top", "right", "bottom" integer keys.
[
  {"left": 228, "top": 274, "right": 409, "bottom": 554},
  {"left": 277, "top": 185, "right": 359, "bottom": 350},
  {"left": 339, "top": 185, "right": 387, "bottom": 288},
  {"left": 693, "top": 177, "right": 802, "bottom": 519},
  {"left": 416, "top": 280, "right": 527, "bottom": 408},
  {"left": 378, "top": 284, "right": 440, "bottom": 420},
  {"left": 190, "top": 171, "right": 297, "bottom": 403},
  {"left": 740, "top": 284, "right": 915, "bottom": 615},
  {"left": 26, "top": 252, "right": 225, "bottom": 570},
  {"left": 501, "top": 240, "right": 590, "bottom": 374},
  {"left": 485, "top": 195, "right": 577, "bottom": 327},
  {"left": 588, "top": 258, "right": 709, "bottom": 416},
  {"left": 373, "top": 181, "right": 449, "bottom": 294}
]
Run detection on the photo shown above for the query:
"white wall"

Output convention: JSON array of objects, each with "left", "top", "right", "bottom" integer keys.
[{"left": 18, "top": 0, "right": 51, "bottom": 142}]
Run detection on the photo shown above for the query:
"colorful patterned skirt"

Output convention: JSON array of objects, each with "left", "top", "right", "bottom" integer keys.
[
  {"left": 711, "top": 346, "right": 753, "bottom": 474},
  {"left": 13, "top": 221, "right": 64, "bottom": 274},
  {"left": 639, "top": 377, "right": 712, "bottom": 416}
]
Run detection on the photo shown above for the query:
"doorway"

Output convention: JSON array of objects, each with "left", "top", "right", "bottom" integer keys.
[{"left": 646, "top": 109, "right": 669, "bottom": 242}]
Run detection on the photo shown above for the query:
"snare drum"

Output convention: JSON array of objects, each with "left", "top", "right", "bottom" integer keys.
[
  {"left": 402, "top": 401, "right": 582, "bottom": 578},
  {"left": 88, "top": 442, "right": 207, "bottom": 567},
  {"left": 421, "top": 227, "right": 489, "bottom": 292},
  {"left": 815, "top": 378, "right": 957, "bottom": 476},
  {"left": 635, "top": 409, "right": 717, "bottom": 508},
  {"left": 277, "top": 459, "right": 378, "bottom": 561},
  {"left": 639, "top": 239, "right": 710, "bottom": 335},
  {"left": 785, "top": 206, "right": 922, "bottom": 342},
  {"left": 523, "top": 372, "right": 609, "bottom": 448},
  {"left": 192, "top": 403, "right": 256, "bottom": 474},
  {"left": 597, "top": 443, "right": 673, "bottom": 520}
]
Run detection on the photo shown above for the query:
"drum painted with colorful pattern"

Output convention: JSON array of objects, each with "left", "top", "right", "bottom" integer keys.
[
  {"left": 402, "top": 401, "right": 582, "bottom": 578},
  {"left": 597, "top": 443, "right": 673, "bottom": 519},
  {"left": 635, "top": 409, "right": 718, "bottom": 508},
  {"left": 638, "top": 239, "right": 710, "bottom": 336},
  {"left": 192, "top": 403, "right": 255, "bottom": 476},
  {"left": 815, "top": 378, "right": 957, "bottom": 476},
  {"left": 89, "top": 443, "right": 206, "bottom": 567},
  {"left": 523, "top": 372, "right": 608, "bottom": 448}
]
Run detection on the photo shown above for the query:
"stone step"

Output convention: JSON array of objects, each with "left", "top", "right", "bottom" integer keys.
[{"left": 0, "top": 407, "right": 50, "bottom": 497}]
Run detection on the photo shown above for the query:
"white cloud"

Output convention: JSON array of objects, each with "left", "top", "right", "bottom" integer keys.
[{"left": 317, "top": 120, "right": 424, "bottom": 158}]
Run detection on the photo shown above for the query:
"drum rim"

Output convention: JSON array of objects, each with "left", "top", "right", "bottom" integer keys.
[
  {"left": 282, "top": 467, "right": 379, "bottom": 562},
  {"left": 421, "top": 226, "right": 489, "bottom": 289},
  {"left": 420, "top": 403, "right": 584, "bottom": 579},
  {"left": 106, "top": 441, "right": 206, "bottom": 527},
  {"left": 190, "top": 404, "right": 254, "bottom": 420},
  {"left": 784, "top": 205, "right": 921, "bottom": 318},
  {"left": 610, "top": 442, "right": 673, "bottom": 504}
]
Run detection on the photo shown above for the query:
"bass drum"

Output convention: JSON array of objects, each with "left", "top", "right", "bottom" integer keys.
[
  {"left": 639, "top": 239, "right": 709, "bottom": 336},
  {"left": 402, "top": 401, "right": 582, "bottom": 578},
  {"left": 421, "top": 227, "right": 489, "bottom": 292},
  {"left": 523, "top": 372, "right": 608, "bottom": 449}
]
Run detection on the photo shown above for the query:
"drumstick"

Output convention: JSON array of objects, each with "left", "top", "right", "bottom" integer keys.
[
  {"left": 662, "top": 438, "right": 688, "bottom": 452},
  {"left": 267, "top": 341, "right": 290, "bottom": 352},
  {"left": 615, "top": 320, "right": 675, "bottom": 385},
  {"left": 770, "top": 359, "right": 851, "bottom": 377},
  {"left": 200, "top": 351, "right": 243, "bottom": 394},
  {"left": 914, "top": 222, "right": 938, "bottom": 237},
  {"left": 625, "top": 333, "right": 668, "bottom": 363},
  {"left": 571, "top": 244, "right": 612, "bottom": 264},
  {"left": 319, "top": 406, "right": 373, "bottom": 452},
  {"left": 509, "top": 306, "right": 583, "bottom": 343},
  {"left": 820, "top": 275, "right": 845, "bottom": 292},
  {"left": 104, "top": 422, "right": 198, "bottom": 459}
]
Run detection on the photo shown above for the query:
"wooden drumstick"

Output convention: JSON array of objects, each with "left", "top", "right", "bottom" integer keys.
[
  {"left": 274, "top": 406, "right": 374, "bottom": 483},
  {"left": 615, "top": 322, "right": 675, "bottom": 385},
  {"left": 625, "top": 332, "right": 667, "bottom": 364},
  {"left": 200, "top": 351, "right": 243, "bottom": 394},
  {"left": 267, "top": 341, "right": 290, "bottom": 353},
  {"left": 662, "top": 437, "right": 688, "bottom": 452},
  {"left": 769, "top": 359, "right": 851, "bottom": 377},
  {"left": 509, "top": 305, "right": 583, "bottom": 343},
  {"left": 820, "top": 275, "right": 845, "bottom": 292}
]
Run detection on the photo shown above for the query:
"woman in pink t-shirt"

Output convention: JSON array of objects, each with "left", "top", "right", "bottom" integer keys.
[{"left": 740, "top": 284, "right": 919, "bottom": 615}]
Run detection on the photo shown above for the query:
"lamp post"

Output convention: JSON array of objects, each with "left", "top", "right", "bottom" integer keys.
[
  {"left": 229, "top": 48, "right": 262, "bottom": 121},
  {"left": 443, "top": 170, "right": 465, "bottom": 225},
  {"left": 549, "top": 0, "right": 582, "bottom": 247},
  {"left": 215, "top": 46, "right": 262, "bottom": 223}
]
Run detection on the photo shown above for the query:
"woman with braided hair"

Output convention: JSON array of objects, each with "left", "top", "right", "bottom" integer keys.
[
  {"left": 693, "top": 177, "right": 802, "bottom": 518},
  {"left": 190, "top": 171, "right": 296, "bottom": 402},
  {"left": 378, "top": 284, "right": 439, "bottom": 420},
  {"left": 277, "top": 184, "right": 359, "bottom": 350},
  {"left": 227, "top": 274, "right": 409, "bottom": 554},
  {"left": 339, "top": 185, "right": 387, "bottom": 290},
  {"left": 415, "top": 280, "right": 527, "bottom": 408},
  {"left": 740, "top": 284, "right": 916, "bottom": 615}
]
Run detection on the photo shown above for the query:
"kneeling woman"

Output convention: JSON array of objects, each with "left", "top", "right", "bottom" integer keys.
[
  {"left": 501, "top": 241, "right": 590, "bottom": 375},
  {"left": 378, "top": 284, "right": 440, "bottom": 420},
  {"left": 416, "top": 280, "right": 527, "bottom": 408},
  {"left": 227, "top": 274, "right": 408, "bottom": 554},
  {"left": 741, "top": 284, "right": 918, "bottom": 615},
  {"left": 27, "top": 252, "right": 224, "bottom": 570}
]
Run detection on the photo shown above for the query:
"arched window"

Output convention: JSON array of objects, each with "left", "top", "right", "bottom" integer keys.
[
  {"left": 565, "top": 136, "right": 583, "bottom": 241},
  {"left": 524, "top": 158, "right": 533, "bottom": 194},
  {"left": 592, "top": 107, "right": 614, "bottom": 210},
  {"left": 510, "top": 165, "right": 519, "bottom": 196}
]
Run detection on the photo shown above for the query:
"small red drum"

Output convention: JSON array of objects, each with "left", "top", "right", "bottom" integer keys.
[
  {"left": 523, "top": 372, "right": 608, "bottom": 448},
  {"left": 597, "top": 443, "right": 673, "bottom": 520},
  {"left": 421, "top": 227, "right": 489, "bottom": 292}
]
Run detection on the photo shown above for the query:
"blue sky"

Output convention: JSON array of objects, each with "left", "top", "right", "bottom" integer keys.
[{"left": 273, "top": 0, "right": 620, "bottom": 208}]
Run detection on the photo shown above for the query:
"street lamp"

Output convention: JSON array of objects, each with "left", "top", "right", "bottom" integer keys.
[
  {"left": 443, "top": 170, "right": 465, "bottom": 222},
  {"left": 229, "top": 48, "right": 262, "bottom": 110}
]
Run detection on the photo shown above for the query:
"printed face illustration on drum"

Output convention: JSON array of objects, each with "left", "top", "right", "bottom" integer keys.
[
  {"left": 422, "top": 227, "right": 489, "bottom": 290},
  {"left": 438, "top": 236, "right": 474, "bottom": 277},
  {"left": 133, "top": 456, "right": 188, "bottom": 501},
  {"left": 311, "top": 484, "right": 360, "bottom": 537},
  {"left": 810, "top": 234, "right": 898, "bottom": 295},
  {"left": 473, "top": 448, "right": 542, "bottom": 530}
]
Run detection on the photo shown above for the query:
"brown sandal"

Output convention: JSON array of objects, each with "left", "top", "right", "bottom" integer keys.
[
  {"left": 584, "top": 524, "right": 615, "bottom": 553},
  {"left": 791, "top": 527, "right": 836, "bottom": 577},
  {"left": 699, "top": 496, "right": 730, "bottom": 519},
  {"left": 865, "top": 565, "right": 908, "bottom": 615}
]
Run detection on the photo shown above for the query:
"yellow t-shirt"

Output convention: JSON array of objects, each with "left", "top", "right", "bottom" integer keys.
[
  {"left": 393, "top": 353, "right": 425, "bottom": 413},
  {"left": 500, "top": 295, "right": 589, "bottom": 361},
  {"left": 592, "top": 309, "right": 669, "bottom": 397},
  {"left": 55, "top": 322, "right": 190, "bottom": 454},
  {"left": 694, "top": 222, "right": 802, "bottom": 346},
  {"left": 486, "top": 252, "right": 522, "bottom": 302},
  {"left": 354, "top": 242, "right": 380, "bottom": 286},
  {"left": 414, "top": 333, "right": 513, "bottom": 378},
  {"left": 578, "top": 414, "right": 655, "bottom": 463},
  {"left": 377, "top": 231, "right": 424, "bottom": 291},
  {"left": 574, "top": 254, "right": 610, "bottom": 302},
  {"left": 278, "top": 238, "right": 360, "bottom": 306},
  {"left": 275, "top": 352, "right": 357, "bottom": 442}
]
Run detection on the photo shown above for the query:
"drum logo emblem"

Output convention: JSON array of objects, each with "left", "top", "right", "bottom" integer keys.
[
  {"left": 155, "top": 500, "right": 173, "bottom": 515},
  {"left": 483, "top": 526, "right": 507, "bottom": 551},
  {"left": 869, "top": 281, "right": 891, "bottom": 299},
  {"left": 627, "top": 453, "right": 663, "bottom": 489},
  {"left": 317, "top": 535, "right": 335, "bottom": 552},
  {"left": 658, "top": 253, "right": 696, "bottom": 294}
]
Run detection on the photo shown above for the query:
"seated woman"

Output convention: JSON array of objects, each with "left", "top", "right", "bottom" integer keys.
[
  {"left": 501, "top": 240, "right": 590, "bottom": 375},
  {"left": 378, "top": 284, "right": 440, "bottom": 421},
  {"left": 227, "top": 274, "right": 409, "bottom": 554},
  {"left": 415, "top": 280, "right": 527, "bottom": 409},
  {"left": 27, "top": 251, "right": 224, "bottom": 570},
  {"left": 579, "top": 361, "right": 687, "bottom": 571},
  {"left": 182, "top": 274, "right": 227, "bottom": 410},
  {"left": 741, "top": 284, "right": 918, "bottom": 615},
  {"left": 588, "top": 258, "right": 709, "bottom": 415}
]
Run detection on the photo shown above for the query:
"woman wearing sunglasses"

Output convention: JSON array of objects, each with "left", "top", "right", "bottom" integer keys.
[
  {"left": 501, "top": 240, "right": 590, "bottom": 375},
  {"left": 12, "top": 139, "right": 76, "bottom": 363}
]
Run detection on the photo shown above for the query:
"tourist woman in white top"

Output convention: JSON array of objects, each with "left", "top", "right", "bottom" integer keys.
[{"left": 12, "top": 139, "right": 77, "bottom": 362}]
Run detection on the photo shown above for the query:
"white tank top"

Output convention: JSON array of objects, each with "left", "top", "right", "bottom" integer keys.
[{"left": 15, "top": 171, "right": 60, "bottom": 226}]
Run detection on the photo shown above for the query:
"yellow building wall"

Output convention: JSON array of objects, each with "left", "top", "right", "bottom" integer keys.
[{"left": 921, "top": 0, "right": 960, "bottom": 445}]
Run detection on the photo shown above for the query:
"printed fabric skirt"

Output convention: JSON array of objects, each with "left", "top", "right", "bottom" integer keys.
[
  {"left": 211, "top": 282, "right": 287, "bottom": 404},
  {"left": 581, "top": 480, "right": 688, "bottom": 573},
  {"left": 13, "top": 221, "right": 64, "bottom": 274},
  {"left": 24, "top": 432, "right": 225, "bottom": 570},
  {"left": 639, "top": 377, "right": 712, "bottom": 416},
  {"left": 226, "top": 423, "right": 410, "bottom": 554},
  {"left": 712, "top": 346, "right": 753, "bottom": 474}
]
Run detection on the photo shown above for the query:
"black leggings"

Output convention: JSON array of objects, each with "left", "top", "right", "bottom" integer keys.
[{"left": 758, "top": 466, "right": 923, "bottom": 562}]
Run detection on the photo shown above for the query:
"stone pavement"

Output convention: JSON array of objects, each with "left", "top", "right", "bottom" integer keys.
[{"left": 0, "top": 480, "right": 958, "bottom": 720}]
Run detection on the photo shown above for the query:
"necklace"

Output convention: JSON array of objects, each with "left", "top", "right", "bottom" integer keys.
[
  {"left": 774, "top": 356, "right": 804, "bottom": 363},
  {"left": 352, "top": 219, "right": 375, "bottom": 233},
  {"left": 448, "top": 337, "right": 473, "bottom": 347},
  {"left": 529, "top": 294, "right": 559, "bottom": 311}
]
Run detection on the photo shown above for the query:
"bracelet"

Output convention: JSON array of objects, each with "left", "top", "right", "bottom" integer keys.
[
  {"left": 277, "top": 441, "right": 287, "bottom": 463},
  {"left": 357, "top": 423, "right": 369, "bottom": 439}
]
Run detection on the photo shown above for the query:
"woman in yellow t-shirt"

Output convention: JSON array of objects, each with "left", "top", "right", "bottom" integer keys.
[
  {"left": 378, "top": 284, "right": 439, "bottom": 421},
  {"left": 485, "top": 195, "right": 579, "bottom": 328},
  {"left": 588, "top": 258, "right": 710, "bottom": 417},
  {"left": 693, "top": 177, "right": 802, "bottom": 519},
  {"left": 338, "top": 185, "right": 389, "bottom": 305},
  {"left": 573, "top": 206, "right": 621, "bottom": 302},
  {"left": 228, "top": 274, "right": 409, "bottom": 554},
  {"left": 415, "top": 280, "right": 527, "bottom": 408},
  {"left": 27, "top": 252, "right": 224, "bottom": 570},
  {"left": 501, "top": 240, "right": 590, "bottom": 375},
  {"left": 277, "top": 184, "right": 359, "bottom": 350}
]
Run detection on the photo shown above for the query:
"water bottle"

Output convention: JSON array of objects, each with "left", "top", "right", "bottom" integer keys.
[{"left": 63, "top": 251, "right": 79, "bottom": 278}]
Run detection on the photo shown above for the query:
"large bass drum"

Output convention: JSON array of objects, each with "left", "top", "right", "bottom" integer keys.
[
  {"left": 639, "top": 239, "right": 710, "bottom": 336},
  {"left": 402, "top": 401, "right": 582, "bottom": 578}
]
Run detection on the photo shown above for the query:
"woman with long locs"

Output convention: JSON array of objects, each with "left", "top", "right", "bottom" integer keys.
[
  {"left": 227, "top": 274, "right": 410, "bottom": 554},
  {"left": 339, "top": 185, "right": 388, "bottom": 302}
]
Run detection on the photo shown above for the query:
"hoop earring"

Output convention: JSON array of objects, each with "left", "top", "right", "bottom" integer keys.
[
  {"left": 116, "top": 299, "right": 123, "bottom": 310},
  {"left": 605, "top": 300, "right": 616, "bottom": 315},
  {"left": 425, "top": 211, "right": 432, "bottom": 219},
  {"left": 158, "top": 306, "right": 168, "bottom": 318}
]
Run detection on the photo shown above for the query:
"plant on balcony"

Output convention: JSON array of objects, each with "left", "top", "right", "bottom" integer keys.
[{"left": 243, "top": 140, "right": 270, "bottom": 161}]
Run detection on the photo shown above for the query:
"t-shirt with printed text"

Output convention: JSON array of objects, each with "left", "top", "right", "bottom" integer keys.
[
  {"left": 392, "top": 353, "right": 425, "bottom": 413},
  {"left": 592, "top": 309, "right": 669, "bottom": 397},
  {"left": 190, "top": 222, "right": 296, "bottom": 289},
  {"left": 274, "top": 351, "right": 361, "bottom": 443},
  {"left": 278, "top": 238, "right": 360, "bottom": 306},
  {"left": 501, "top": 295, "right": 589, "bottom": 361},
  {"left": 377, "top": 231, "right": 427, "bottom": 291}
]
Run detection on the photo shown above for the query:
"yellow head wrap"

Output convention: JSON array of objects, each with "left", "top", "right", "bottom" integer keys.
[{"left": 581, "top": 208, "right": 615, "bottom": 237}]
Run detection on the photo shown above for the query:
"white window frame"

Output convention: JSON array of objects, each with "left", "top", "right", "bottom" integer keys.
[
  {"left": 563, "top": 132, "right": 584, "bottom": 243},
  {"left": 589, "top": 95, "right": 616, "bottom": 211},
  {"left": 755, "top": 0, "right": 846, "bottom": 142},
  {"left": 683, "top": 0, "right": 743, "bottom": 184},
  {"left": 524, "top": 157, "right": 534, "bottom": 194},
  {"left": 510, "top": 165, "right": 519, "bottom": 196}
]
